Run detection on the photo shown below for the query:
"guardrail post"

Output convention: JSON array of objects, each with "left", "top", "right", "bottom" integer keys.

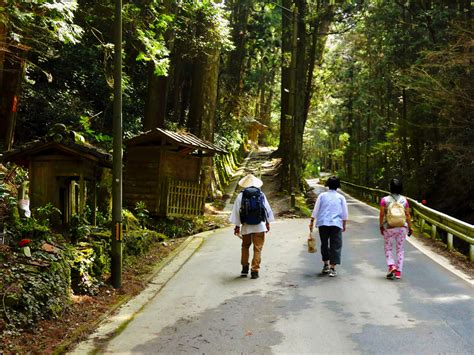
[
  {"left": 470, "top": 245, "right": 474, "bottom": 262},
  {"left": 420, "top": 218, "right": 425, "bottom": 231},
  {"left": 431, "top": 224, "right": 437, "bottom": 239},
  {"left": 447, "top": 233, "right": 453, "bottom": 251}
]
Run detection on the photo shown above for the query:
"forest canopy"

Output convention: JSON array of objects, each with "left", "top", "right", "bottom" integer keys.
[{"left": 0, "top": 0, "right": 472, "bottom": 222}]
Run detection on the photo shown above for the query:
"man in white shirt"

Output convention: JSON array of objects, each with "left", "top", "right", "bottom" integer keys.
[
  {"left": 230, "top": 174, "right": 275, "bottom": 279},
  {"left": 309, "top": 176, "right": 348, "bottom": 277}
]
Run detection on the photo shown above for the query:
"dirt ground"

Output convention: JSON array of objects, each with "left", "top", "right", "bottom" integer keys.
[{"left": 236, "top": 147, "right": 294, "bottom": 216}]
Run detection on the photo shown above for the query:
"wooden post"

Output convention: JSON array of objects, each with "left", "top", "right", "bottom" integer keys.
[
  {"left": 447, "top": 233, "right": 453, "bottom": 251},
  {"left": 79, "top": 172, "right": 85, "bottom": 216},
  {"left": 92, "top": 180, "right": 97, "bottom": 226},
  {"left": 470, "top": 244, "right": 474, "bottom": 262},
  {"left": 111, "top": 0, "right": 123, "bottom": 289},
  {"left": 431, "top": 224, "right": 437, "bottom": 239}
]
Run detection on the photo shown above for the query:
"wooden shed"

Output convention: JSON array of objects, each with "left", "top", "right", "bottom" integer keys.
[
  {"left": 242, "top": 117, "right": 267, "bottom": 148},
  {"left": 124, "top": 128, "right": 227, "bottom": 217},
  {"left": 2, "top": 131, "right": 111, "bottom": 226}
]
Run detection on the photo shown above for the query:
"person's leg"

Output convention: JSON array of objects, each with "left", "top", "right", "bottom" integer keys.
[
  {"left": 250, "top": 232, "right": 265, "bottom": 278},
  {"left": 319, "top": 226, "right": 330, "bottom": 270},
  {"left": 383, "top": 229, "right": 397, "bottom": 278},
  {"left": 395, "top": 228, "right": 407, "bottom": 276},
  {"left": 328, "top": 227, "right": 342, "bottom": 276},
  {"left": 241, "top": 234, "right": 251, "bottom": 275}
]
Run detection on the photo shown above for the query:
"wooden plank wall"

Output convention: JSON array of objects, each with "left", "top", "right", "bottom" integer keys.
[
  {"left": 123, "top": 146, "right": 161, "bottom": 213},
  {"left": 124, "top": 146, "right": 201, "bottom": 215}
]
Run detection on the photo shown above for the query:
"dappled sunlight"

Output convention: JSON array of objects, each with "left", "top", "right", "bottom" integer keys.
[
  {"left": 351, "top": 214, "right": 379, "bottom": 224},
  {"left": 350, "top": 238, "right": 378, "bottom": 244},
  {"left": 430, "top": 294, "right": 472, "bottom": 303}
]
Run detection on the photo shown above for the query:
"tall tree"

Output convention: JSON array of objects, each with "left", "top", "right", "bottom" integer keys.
[
  {"left": 0, "top": 0, "right": 82, "bottom": 150},
  {"left": 309, "top": 0, "right": 473, "bottom": 222},
  {"left": 282, "top": 0, "right": 335, "bottom": 192}
]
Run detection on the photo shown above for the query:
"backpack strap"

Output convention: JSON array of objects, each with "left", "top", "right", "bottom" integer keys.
[{"left": 390, "top": 194, "right": 407, "bottom": 207}]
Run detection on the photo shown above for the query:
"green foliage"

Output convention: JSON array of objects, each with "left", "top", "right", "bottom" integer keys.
[
  {"left": 154, "top": 218, "right": 195, "bottom": 238},
  {"left": 70, "top": 243, "right": 101, "bottom": 295},
  {"left": 122, "top": 209, "right": 140, "bottom": 231},
  {"left": 0, "top": 245, "right": 72, "bottom": 333},
  {"left": 173, "top": 0, "right": 233, "bottom": 58},
  {"left": 134, "top": 201, "right": 150, "bottom": 229},
  {"left": 5, "top": 217, "right": 50, "bottom": 244},
  {"left": 123, "top": 230, "right": 167, "bottom": 258},
  {"left": 69, "top": 214, "right": 91, "bottom": 243},
  {"left": 34, "top": 203, "right": 61, "bottom": 228},
  {"left": 2, "top": 0, "right": 83, "bottom": 56},
  {"left": 309, "top": 1, "right": 473, "bottom": 221},
  {"left": 0, "top": 182, "right": 17, "bottom": 208},
  {"left": 78, "top": 116, "right": 112, "bottom": 145}
]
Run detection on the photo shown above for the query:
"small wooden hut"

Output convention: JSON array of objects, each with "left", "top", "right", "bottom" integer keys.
[
  {"left": 2, "top": 129, "right": 111, "bottom": 225},
  {"left": 124, "top": 128, "right": 227, "bottom": 217},
  {"left": 242, "top": 117, "right": 267, "bottom": 148}
]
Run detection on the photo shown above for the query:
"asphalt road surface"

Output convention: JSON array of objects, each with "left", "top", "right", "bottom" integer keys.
[{"left": 99, "top": 186, "right": 474, "bottom": 354}]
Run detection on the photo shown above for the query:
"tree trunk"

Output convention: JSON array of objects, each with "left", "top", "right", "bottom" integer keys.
[
  {"left": 143, "top": 0, "right": 175, "bottom": 131},
  {"left": 288, "top": 1, "right": 334, "bottom": 192},
  {"left": 276, "top": 0, "right": 292, "bottom": 177},
  {"left": 400, "top": 88, "right": 411, "bottom": 172},
  {"left": 259, "top": 69, "right": 275, "bottom": 145},
  {"left": 188, "top": 42, "right": 220, "bottom": 196},
  {"left": 144, "top": 62, "right": 167, "bottom": 130},
  {"left": 0, "top": 2, "right": 6, "bottom": 92},
  {"left": 280, "top": 0, "right": 297, "bottom": 190},
  {"left": 289, "top": 0, "right": 307, "bottom": 193},
  {"left": 0, "top": 43, "right": 27, "bottom": 151},
  {"left": 222, "top": 0, "right": 250, "bottom": 120}
]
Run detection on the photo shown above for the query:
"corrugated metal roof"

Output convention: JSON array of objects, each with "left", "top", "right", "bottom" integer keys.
[{"left": 126, "top": 128, "right": 227, "bottom": 154}]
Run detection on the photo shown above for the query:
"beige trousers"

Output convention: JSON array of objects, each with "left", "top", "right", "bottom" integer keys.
[{"left": 241, "top": 232, "right": 265, "bottom": 272}]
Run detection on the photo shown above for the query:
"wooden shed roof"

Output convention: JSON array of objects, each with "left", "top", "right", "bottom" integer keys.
[
  {"left": 126, "top": 128, "right": 227, "bottom": 156},
  {"left": 2, "top": 136, "right": 112, "bottom": 168},
  {"left": 242, "top": 116, "right": 268, "bottom": 128}
]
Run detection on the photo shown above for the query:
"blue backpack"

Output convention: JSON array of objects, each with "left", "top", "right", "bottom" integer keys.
[{"left": 240, "top": 187, "right": 266, "bottom": 225}]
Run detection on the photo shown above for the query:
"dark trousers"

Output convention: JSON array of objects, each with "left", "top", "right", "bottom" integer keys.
[{"left": 319, "top": 226, "right": 343, "bottom": 265}]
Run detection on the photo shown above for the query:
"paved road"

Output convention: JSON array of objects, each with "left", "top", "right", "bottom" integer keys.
[{"left": 95, "top": 185, "right": 473, "bottom": 354}]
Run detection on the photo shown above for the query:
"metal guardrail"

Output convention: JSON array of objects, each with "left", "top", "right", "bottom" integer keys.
[{"left": 340, "top": 181, "right": 474, "bottom": 261}]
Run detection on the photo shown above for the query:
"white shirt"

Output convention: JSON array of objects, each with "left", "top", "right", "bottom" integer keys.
[
  {"left": 311, "top": 189, "right": 348, "bottom": 229},
  {"left": 229, "top": 190, "right": 275, "bottom": 235}
]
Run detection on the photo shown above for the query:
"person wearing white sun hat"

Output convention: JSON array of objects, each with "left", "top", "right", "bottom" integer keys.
[{"left": 229, "top": 174, "right": 275, "bottom": 279}]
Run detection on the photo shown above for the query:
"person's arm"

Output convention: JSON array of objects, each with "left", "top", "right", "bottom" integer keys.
[
  {"left": 262, "top": 193, "right": 274, "bottom": 233},
  {"left": 309, "top": 196, "right": 321, "bottom": 231},
  {"left": 405, "top": 200, "right": 413, "bottom": 236},
  {"left": 229, "top": 193, "right": 242, "bottom": 237},
  {"left": 379, "top": 198, "right": 385, "bottom": 236},
  {"left": 341, "top": 196, "right": 349, "bottom": 232},
  {"left": 262, "top": 193, "right": 275, "bottom": 222}
]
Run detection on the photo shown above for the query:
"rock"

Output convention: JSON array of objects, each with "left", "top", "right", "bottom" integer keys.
[{"left": 41, "top": 243, "right": 61, "bottom": 254}]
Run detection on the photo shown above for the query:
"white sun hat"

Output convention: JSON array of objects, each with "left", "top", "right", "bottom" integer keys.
[{"left": 238, "top": 174, "right": 263, "bottom": 188}]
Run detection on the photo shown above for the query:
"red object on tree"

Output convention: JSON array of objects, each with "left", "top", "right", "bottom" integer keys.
[
  {"left": 18, "top": 239, "right": 31, "bottom": 247},
  {"left": 421, "top": 199, "right": 427, "bottom": 205},
  {"left": 12, "top": 96, "right": 18, "bottom": 112}
]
